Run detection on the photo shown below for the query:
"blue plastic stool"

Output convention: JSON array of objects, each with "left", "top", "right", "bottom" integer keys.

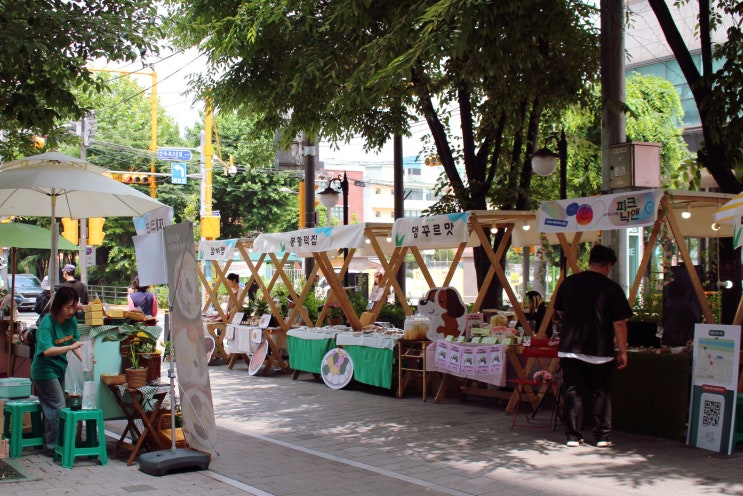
[
  {"left": 2, "top": 398, "right": 44, "bottom": 458},
  {"left": 54, "top": 408, "right": 108, "bottom": 468}
]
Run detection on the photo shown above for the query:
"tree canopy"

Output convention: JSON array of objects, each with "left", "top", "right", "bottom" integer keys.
[
  {"left": 0, "top": 1, "right": 160, "bottom": 137},
  {"left": 648, "top": 0, "right": 743, "bottom": 194}
]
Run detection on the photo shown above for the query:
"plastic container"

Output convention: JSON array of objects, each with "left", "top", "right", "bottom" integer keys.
[
  {"left": 404, "top": 314, "right": 430, "bottom": 340},
  {"left": 0, "top": 378, "right": 32, "bottom": 399}
]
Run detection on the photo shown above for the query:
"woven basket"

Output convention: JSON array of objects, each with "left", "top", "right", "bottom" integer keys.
[{"left": 100, "top": 373, "right": 126, "bottom": 386}]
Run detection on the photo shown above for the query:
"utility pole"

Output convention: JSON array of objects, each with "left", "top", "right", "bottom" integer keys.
[
  {"left": 601, "top": 0, "right": 627, "bottom": 289},
  {"left": 393, "top": 134, "right": 406, "bottom": 301}
]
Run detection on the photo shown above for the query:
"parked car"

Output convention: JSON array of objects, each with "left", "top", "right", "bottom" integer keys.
[{"left": 5, "top": 274, "right": 44, "bottom": 312}]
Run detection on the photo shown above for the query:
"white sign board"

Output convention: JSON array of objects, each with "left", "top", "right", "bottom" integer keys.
[{"left": 687, "top": 323, "right": 741, "bottom": 455}]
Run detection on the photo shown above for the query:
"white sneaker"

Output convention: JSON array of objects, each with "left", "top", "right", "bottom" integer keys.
[
  {"left": 566, "top": 439, "right": 582, "bottom": 447},
  {"left": 596, "top": 440, "right": 615, "bottom": 448}
]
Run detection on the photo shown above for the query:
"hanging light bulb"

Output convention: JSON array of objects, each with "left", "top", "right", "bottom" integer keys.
[{"left": 681, "top": 204, "right": 691, "bottom": 219}]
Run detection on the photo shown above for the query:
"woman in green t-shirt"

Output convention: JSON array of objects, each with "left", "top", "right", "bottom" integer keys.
[{"left": 31, "top": 286, "right": 83, "bottom": 456}]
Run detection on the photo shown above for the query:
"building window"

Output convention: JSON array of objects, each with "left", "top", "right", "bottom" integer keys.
[
  {"left": 406, "top": 188, "right": 423, "bottom": 201},
  {"left": 375, "top": 211, "right": 381, "bottom": 218},
  {"left": 375, "top": 188, "right": 381, "bottom": 194}
]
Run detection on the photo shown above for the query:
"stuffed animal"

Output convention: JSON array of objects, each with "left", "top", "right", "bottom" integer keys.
[{"left": 418, "top": 287, "right": 467, "bottom": 340}]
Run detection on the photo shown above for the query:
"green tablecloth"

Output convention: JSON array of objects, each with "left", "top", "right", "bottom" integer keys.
[
  {"left": 342, "top": 345, "right": 394, "bottom": 389},
  {"left": 287, "top": 336, "right": 335, "bottom": 374},
  {"left": 612, "top": 350, "right": 692, "bottom": 440}
]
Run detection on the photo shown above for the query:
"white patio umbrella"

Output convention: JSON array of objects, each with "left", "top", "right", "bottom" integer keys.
[{"left": 0, "top": 151, "right": 168, "bottom": 288}]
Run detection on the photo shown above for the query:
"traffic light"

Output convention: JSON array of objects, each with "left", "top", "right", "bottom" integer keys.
[
  {"left": 61, "top": 218, "right": 78, "bottom": 245},
  {"left": 121, "top": 173, "right": 148, "bottom": 184},
  {"left": 88, "top": 218, "right": 105, "bottom": 245}
]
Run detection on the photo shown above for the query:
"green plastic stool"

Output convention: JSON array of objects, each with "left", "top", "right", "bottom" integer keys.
[
  {"left": 2, "top": 398, "right": 44, "bottom": 458},
  {"left": 734, "top": 393, "right": 743, "bottom": 450},
  {"left": 54, "top": 408, "right": 108, "bottom": 468}
]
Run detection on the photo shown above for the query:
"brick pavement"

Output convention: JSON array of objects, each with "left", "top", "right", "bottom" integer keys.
[{"left": 5, "top": 363, "right": 743, "bottom": 495}]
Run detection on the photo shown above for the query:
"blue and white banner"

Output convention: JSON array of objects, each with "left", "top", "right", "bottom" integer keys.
[
  {"left": 198, "top": 238, "right": 237, "bottom": 261},
  {"left": 538, "top": 190, "right": 662, "bottom": 232},
  {"left": 253, "top": 224, "right": 366, "bottom": 254},
  {"left": 133, "top": 205, "right": 174, "bottom": 235},
  {"left": 392, "top": 212, "right": 469, "bottom": 248}
]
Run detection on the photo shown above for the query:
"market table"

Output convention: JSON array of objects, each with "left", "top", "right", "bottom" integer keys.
[
  {"left": 335, "top": 331, "right": 401, "bottom": 389},
  {"left": 106, "top": 384, "right": 170, "bottom": 465},
  {"left": 204, "top": 320, "right": 230, "bottom": 363},
  {"left": 428, "top": 340, "right": 510, "bottom": 403},
  {"left": 287, "top": 327, "right": 339, "bottom": 378},
  {"left": 224, "top": 324, "right": 289, "bottom": 373}
]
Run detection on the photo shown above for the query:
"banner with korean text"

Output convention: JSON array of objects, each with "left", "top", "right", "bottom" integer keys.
[
  {"left": 538, "top": 190, "right": 663, "bottom": 232},
  {"left": 392, "top": 212, "right": 469, "bottom": 248},
  {"left": 198, "top": 238, "right": 237, "bottom": 261},
  {"left": 253, "top": 223, "right": 366, "bottom": 254}
]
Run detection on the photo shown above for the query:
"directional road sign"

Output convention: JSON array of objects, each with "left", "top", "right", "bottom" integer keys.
[
  {"left": 171, "top": 163, "right": 188, "bottom": 185},
  {"left": 158, "top": 148, "right": 193, "bottom": 162}
]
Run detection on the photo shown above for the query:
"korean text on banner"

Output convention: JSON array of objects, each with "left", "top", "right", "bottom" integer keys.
[
  {"left": 133, "top": 205, "right": 174, "bottom": 235},
  {"left": 253, "top": 223, "right": 366, "bottom": 254},
  {"left": 392, "top": 212, "right": 469, "bottom": 248},
  {"left": 537, "top": 190, "right": 663, "bottom": 232},
  {"left": 198, "top": 239, "right": 237, "bottom": 261}
]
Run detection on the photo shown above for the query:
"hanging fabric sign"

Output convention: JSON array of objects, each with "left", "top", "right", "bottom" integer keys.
[
  {"left": 253, "top": 223, "right": 366, "bottom": 254},
  {"left": 392, "top": 212, "right": 469, "bottom": 248},
  {"left": 537, "top": 190, "right": 663, "bottom": 232},
  {"left": 198, "top": 238, "right": 237, "bottom": 261}
]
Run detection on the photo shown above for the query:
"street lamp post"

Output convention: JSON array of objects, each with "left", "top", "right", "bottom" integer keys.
[
  {"left": 531, "top": 130, "right": 568, "bottom": 272},
  {"left": 318, "top": 173, "right": 350, "bottom": 286}
]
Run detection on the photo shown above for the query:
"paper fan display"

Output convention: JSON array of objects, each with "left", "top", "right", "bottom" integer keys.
[
  {"left": 248, "top": 340, "right": 269, "bottom": 376},
  {"left": 320, "top": 348, "right": 354, "bottom": 389}
]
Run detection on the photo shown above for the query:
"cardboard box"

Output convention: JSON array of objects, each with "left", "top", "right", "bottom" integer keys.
[{"left": 84, "top": 310, "right": 104, "bottom": 320}]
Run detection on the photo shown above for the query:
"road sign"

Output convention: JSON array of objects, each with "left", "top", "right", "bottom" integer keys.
[
  {"left": 158, "top": 148, "right": 193, "bottom": 162},
  {"left": 171, "top": 163, "right": 188, "bottom": 185}
]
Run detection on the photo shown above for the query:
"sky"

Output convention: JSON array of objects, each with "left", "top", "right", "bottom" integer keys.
[{"left": 100, "top": 47, "right": 434, "bottom": 168}]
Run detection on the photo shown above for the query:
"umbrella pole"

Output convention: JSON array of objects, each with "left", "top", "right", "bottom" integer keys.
[{"left": 50, "top": 193, "right": 58, "bottom": 291}]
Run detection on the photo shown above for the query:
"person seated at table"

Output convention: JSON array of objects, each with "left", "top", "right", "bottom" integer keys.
[
  {"left": 128, "top": 276, "right": 158, "bottom": 317},
  {"left": 525, "top": 290, "right": 547, "bottom": 334}
]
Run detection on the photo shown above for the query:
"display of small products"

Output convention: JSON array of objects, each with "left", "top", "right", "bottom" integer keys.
[{"left": 84, "top": 298, "right": 104, "bottom": 326}]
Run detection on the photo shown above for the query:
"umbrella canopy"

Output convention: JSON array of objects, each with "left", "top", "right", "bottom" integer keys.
[
  {"left": 0, "top": 151, "right": 168, "bottom": 288},
  {"left": 0, "top": 151, "right": 165, "bottom": 218},
  {"left": 713, "top": 193, "right": 743, "bottom": 225},
  {"left": 0, "top": 222, "right": 79, "bottom": 250}
]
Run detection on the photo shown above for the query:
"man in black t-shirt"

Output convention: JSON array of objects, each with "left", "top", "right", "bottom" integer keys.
[
  {"left": 554, "top": 244, "right": 632, "bottom": 448},
  {"left": 60, "top": 264, "right": 89, "bottom": 306}
]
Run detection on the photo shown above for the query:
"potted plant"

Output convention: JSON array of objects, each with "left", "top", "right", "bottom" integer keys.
[
  {"left": 103, "top": 322, "right": 161, "bottom": 387},
  {"left": 327, "top": 303, "right": 344, "bottom": 325}
]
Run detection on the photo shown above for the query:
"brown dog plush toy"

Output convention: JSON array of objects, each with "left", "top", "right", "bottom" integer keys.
[{"left": 418, "top": 287, "right": 467, "bottom": 340}]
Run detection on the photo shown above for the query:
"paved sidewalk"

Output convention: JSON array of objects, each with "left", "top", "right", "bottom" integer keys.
[{"left": 6, "top": 363, "right": 743, "bottom": 495}]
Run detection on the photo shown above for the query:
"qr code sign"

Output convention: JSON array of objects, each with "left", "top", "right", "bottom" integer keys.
[{"left": 702, "top": 399, "right": 722, "bottom": 427}]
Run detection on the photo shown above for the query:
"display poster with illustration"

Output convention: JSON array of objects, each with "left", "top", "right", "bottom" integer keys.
[
  {"left": 687, "top": 324, "right": 741, "bottom": 455},
  {"left": 537, "top": 190, "right": 663, "bottom": 232}
]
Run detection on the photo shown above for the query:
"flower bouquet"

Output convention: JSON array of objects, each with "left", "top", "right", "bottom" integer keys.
[{"left": 533, "top": 369, "right": 555, "bottom": 384}]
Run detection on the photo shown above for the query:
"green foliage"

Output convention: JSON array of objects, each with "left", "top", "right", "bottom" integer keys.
[
  {"left": 625, "top": 72, "right": 693, "bottom": 188},
  {"left": 183, "top": 111, "right": 302, "bottom": 237},
  {"left": 630, "top": 291, "right": 663, "bottom": 325},
  {"left": 0, "top": 1, "right": 160, "bottom": 159},
  {"left": 377, "top": 304, "right": 407, "bottom": 329}
]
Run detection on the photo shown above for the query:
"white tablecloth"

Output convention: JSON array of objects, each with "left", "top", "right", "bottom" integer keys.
[
  {"left": 286, "top": 327, "right": 341, "bottom": 340},
  {"left": 335, "top": 332, "right": 402, "bottom": 350},
  {"left": 427, "top": 340, "right": 507, "bottom": 387},
  {"left": 224, "top": 324, "right": 263, "bottom": 354}
]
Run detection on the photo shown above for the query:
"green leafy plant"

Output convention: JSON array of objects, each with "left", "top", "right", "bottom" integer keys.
[
  {"left": 102, "top": 322, "right": 159, "bottom": 369},
  {"left": 630, "top": 290, "right": 663, "bottom": 325}
]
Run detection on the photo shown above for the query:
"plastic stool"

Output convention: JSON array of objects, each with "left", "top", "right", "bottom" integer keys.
[
  {"left": 2, "top": 398, "right": 44, "bottom": 458},
  {"left": 734, "top": 393, "right": 743, "bottom": 450},
  {"left": 54, "top": 408, "right": 108, "bottom": 468}
]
